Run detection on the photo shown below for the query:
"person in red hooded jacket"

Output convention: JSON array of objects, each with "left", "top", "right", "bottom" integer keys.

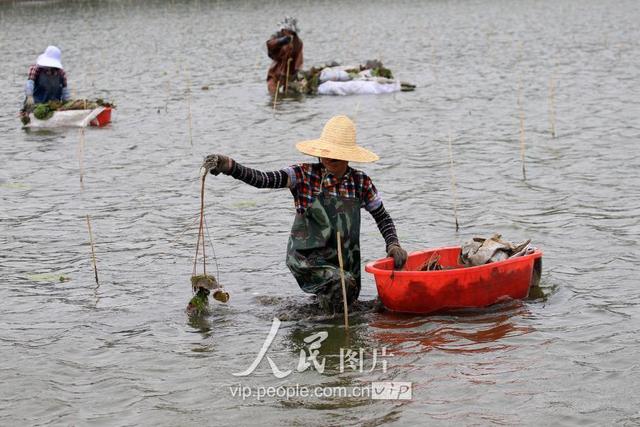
[{"left": 266, "top": 16, "right": 303, "bottom": 95}]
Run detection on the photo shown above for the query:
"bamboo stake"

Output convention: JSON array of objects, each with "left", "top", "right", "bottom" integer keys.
[
  {"left": 186, "top": 69, "right": 193, "bottom": 146},
  {"left": 273, "top": 80, "right": 280, "bottom": 110},
  {"left": 447, "top": 133, "right": 460, "bottom": 231},
  {"left": 430, "top": 35, "right": 438, "bottom": 82},
  {"left": 284, "top": 57, "right": 292, "bottom": 94},
  {"left": 336, "top": 232, "right": 349, "bottom": 330},
  {"left": 518, "top": 77, "right": 527, "bottom": 180},
  {"left": 548, "top": 74, "right": 557, "bottom": 138},
  {"left": 78, "top": 128, "right": 85, "bottom": 190},
  {"left": 78, "top": 130, "right": 99, "bottom": 284},
  {"left": 86, "top": 214, "right": 99, "bottom": 285},
  {"left": 164, "top": 78, "right": 170, "bottom": 112}
]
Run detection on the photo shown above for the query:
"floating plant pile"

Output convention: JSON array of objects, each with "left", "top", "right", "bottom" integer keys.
[
  {"left": 32, "top": 98, "right": 116, "bottom": 120},
  {"left": 286, "top": 59, "right": 415, "bottom": 95}
]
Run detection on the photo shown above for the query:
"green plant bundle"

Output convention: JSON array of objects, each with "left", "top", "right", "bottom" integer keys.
[
  {"left": 187, "top": 288, "right": 210, "bottom": 316},
  {"left": 33, "top": 104, "right": 54, "bottom": 120},
  {"left": 371, "top": 66, "right": 393, "bottom": 79},
  {"left": 31, "top": 98, "right": 116, "bottom": 120}
]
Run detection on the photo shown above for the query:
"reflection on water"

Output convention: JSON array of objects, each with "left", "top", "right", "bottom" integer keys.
[{"left": 371, "top": 301, "right": 534, "bottom": 355}]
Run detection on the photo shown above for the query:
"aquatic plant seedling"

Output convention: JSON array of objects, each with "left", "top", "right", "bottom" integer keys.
[
  {"left": 187, "top": 278, "right": 230, "bottom": 316},
  {"left": 190, "top": 274, "right": 230, "bottom": 302},
  {"left": 191, "top": 274, "right": 217, "bottom": 290},
  {"left": 187, "top": 288, "right": 210, "bottom": 316}
]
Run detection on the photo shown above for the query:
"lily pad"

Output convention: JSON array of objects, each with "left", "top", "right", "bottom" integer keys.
[
  {"left": 231, "top": 200, "right": 257, "bottom": 209},
  {"left": 0, "top": 182, "right": 31, "bottom": 190},
  {"left": 26, "top": 273, "right": 71, "bottom": 283}
]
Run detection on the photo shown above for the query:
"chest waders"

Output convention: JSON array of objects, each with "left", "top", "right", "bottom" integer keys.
[
  {"left": 33, "top": 69, "right": 64, "bottom": 104},
  {"left": 286, "top": 189, "right": 361, "bottom": 307}
]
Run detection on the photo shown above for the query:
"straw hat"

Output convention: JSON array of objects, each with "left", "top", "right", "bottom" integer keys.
[
  {"left": 36, "top": 46, "right": 63, "bottom": 69},
  {"left": 296, "top": 115, "right": 379, "bottom": 163}
]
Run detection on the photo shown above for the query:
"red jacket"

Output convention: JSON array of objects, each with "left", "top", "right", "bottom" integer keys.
[{"left": 266, "top": 33, "right": 303, "bottom": 94}]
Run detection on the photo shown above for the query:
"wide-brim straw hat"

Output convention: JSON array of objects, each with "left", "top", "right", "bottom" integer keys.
[
  {"left": 296, "top": 115, "right": 379, "bottom": 163},
  {"left": 36, "top": 45, "right": 63, "bottom": 69}
]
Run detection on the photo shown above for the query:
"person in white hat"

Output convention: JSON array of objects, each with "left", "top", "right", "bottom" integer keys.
[
  {"left": 202, "top": 115, "right": 407, "bottom": 312},
  {"left": 266, "top": 16, "right": 303, "bottom": 95},
  {"left": 22, "top": 45, "right": 70, "bottom": 111}
]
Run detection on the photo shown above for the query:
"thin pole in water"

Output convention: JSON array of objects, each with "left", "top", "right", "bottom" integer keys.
[
  {"left": 78, "top": 128, "right": 98, "bottom": 285},
  {"left": 273, "top": 80, "right": 280, "bottom": 110},
  {"left": 447, "top": 133, "right": 460, "bottom": 231},
  {"left": 336, "top": 231, "right": 349, "bottom": 330},
  {"left": 285, "top": 57, "right": 292, "bottom": 94},
  {"left": 186, "top": 68, "right": 193, "bottom": 147},
  {"left": 518, "top": 76, "right": 527, "bottom": 180},
  {"left": 78, "top": 128, "right": 85, "bottom": 190},
  {"left": 549, "top": 74, "right": 557, "bottom": 138},
  {"left": 86, "top": 214, "right": 99, "bottom": 285}
]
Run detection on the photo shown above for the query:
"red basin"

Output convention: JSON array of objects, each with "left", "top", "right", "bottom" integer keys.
[
  {"left": 90, "top": 107, "right": 112, "bottom": 127},
  {"left": 365, "top": 246, "right": 542, "bottom": 314}
]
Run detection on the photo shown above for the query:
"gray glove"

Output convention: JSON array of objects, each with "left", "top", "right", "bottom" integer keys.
[
  {"left": 387, "top": 244, "right": 408, "bottom": 269},
  {"left": 25, "top": 95, "right": 34, "bottom": 109},
  {"left": 202, "top": 154, "right": 232, "bottom": 176}
]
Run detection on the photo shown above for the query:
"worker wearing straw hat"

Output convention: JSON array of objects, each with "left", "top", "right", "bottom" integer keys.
[
  {"left": 22, "top": 46, "right": 70, "bottom": 113},
  {"left": 266, "top": 16, "right": 303, "bottom": 95},
  {"left": 202, "top": 115, "right": 407, "bottom": 312}
]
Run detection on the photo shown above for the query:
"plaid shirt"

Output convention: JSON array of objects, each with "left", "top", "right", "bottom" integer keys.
[
  {"left": 27, "top": 64, "right": 67, "bottom": 86},
  {"left": 285, "top": 163, "right": 382, "bottom": 214},
  {"left": 227, "top": 159, "right": 398, "bottom": 248}
]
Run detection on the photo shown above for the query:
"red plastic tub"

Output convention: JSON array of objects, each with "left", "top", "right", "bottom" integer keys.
[
  {"left": 365, "top": 246, "right": 542, "bottom": 314},
  {"left": 90, "top": 107, "right": 112, "bottom": 127}
]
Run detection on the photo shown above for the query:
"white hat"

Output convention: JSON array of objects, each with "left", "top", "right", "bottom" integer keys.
[{"left": 36, "top": 46, "right": 63, "bottom": 69}]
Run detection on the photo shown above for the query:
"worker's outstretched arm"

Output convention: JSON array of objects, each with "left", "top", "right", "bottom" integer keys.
[{"left": 202, "top": 154, "right": 289, "bottom": 189}]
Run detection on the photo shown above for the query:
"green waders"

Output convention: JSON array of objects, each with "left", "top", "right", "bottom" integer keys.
[{"left": 286, "top": 191, "right": 361, "bottom": 310}]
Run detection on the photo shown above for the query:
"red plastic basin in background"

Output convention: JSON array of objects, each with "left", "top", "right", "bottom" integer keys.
[
  {"left": 365, "top": 246, "right": 543, "bottom": 314},
  {"left": 90, "top": 107, "right": 112, "bottom": 127}
]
